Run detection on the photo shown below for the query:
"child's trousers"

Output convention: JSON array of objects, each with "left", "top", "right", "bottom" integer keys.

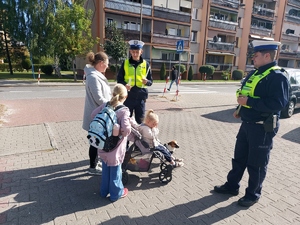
[{"left": 100, "top": 162, "right": 124, "bottom": 201}]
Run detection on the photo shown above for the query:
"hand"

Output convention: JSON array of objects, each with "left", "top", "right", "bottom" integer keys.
[
  {"left": 142, "top": 78, "right": 148, "bottom": 85},
  {"left": 233, "top": 110, "right": 240, "bottom": 119},
  {"left": 237, "top": 95, "right": 248, "bottom": 106},
  {"left": 125, "top": 84, "right": 131, "bottom": 91}
]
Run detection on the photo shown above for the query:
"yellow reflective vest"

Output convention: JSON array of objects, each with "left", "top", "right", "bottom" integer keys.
[
  {"left": 124, "top": 59, "right": 147, "bottom": 88},
  {"left": 237, "top": 66, "right": 281, "bottom": 108}
]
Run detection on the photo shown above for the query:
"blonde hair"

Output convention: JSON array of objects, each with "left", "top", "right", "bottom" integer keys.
[
  {"left": 109, "top": 84, "right": 127, "bottom": 107},
  {"left": 144, "top": 109, "right": 159, "bottom": 124},
  {"left": 86, "top": 51, "right": 108, "bottom": 67}
]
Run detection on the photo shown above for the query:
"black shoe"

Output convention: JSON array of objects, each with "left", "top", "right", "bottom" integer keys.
[
  {"left": 238, "top": 197, "right": 258, "bottom": 207},
  {"left": 214, "top": 185, "right": 239, "bottom": 196},
  {"left": 167, "top": 89, "right": 170, "bottom": 91}
]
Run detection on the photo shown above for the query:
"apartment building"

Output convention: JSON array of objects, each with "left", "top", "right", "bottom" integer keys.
[{"left": 82, "top": 0, "right": 300, "bottom": 79}]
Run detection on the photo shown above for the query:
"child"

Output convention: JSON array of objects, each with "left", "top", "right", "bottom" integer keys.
[
  {"left": 137, "top": 109, "right": 184, "bottom": 168},
  {"left": 91, "top": 84, "right": 131, "bottom": 202}
]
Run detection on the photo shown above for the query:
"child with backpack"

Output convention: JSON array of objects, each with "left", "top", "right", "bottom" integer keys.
[{"left": 91, "top": 84, "right": 131, "bottom": 202}]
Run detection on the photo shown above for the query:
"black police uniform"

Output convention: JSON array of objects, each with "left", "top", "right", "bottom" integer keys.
[
  {"left": 225, "top": 61, "right": 289, "bottom": 201},
  {"left": 117, "top": 56, "right": 153, "bottom": 124}
]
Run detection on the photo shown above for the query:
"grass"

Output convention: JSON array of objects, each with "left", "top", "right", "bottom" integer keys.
[{"left": 0, "top": 71, "right": 82, "bottom": 82}]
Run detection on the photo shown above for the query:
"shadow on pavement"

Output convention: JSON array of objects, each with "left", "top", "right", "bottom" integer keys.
[
  {"left": 281, "top": 127, "right": 300, "bottom": 144},
  {"left": 202, "top": 108, "right": 242, "bottom": 123}
]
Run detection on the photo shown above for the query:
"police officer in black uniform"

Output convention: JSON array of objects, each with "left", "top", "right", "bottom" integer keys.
[
  {"left": 214, "top": 40, "right": 290, "bottom": 207},
  {"left": 117, "top": 40, "right": 153, "bottom": 124}
]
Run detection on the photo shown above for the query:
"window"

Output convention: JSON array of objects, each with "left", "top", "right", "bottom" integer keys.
[
  {"left": 162, "top": 53, "right": 168, "bottom": 60},
  {"left": 168, "top": 28, "right": 177, "bottom": 36},
  {"left": 123, "top": 21, "right": 129, "bottom": 29},
  {"left": 177, "top": 29, "right": 182, "bottom": 37},
  {"left": 192, "top": 8, "right": 198, "bottom": 20},
  {"left": 174, "top": 54, "right": 180, "bottom": 61},
  {"left": 107, "top": 18, "right": 113, "bottom": 25},
  {"left": 190, "top": 54, "right": 194, "bottom": 63},
  {"left": 191, "top": 31, "right": 197, "bottom": 42}
]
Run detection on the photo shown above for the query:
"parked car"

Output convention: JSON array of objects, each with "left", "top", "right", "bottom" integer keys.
[
  {"left": 281, "top": 68, "right": 300, "bottom": 118},
  {"left": 240, "top": 68, "right": 300, "bottom": 118}
]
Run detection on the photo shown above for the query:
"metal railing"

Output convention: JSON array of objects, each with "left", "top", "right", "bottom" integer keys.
[
  {"left": 105, "top": 0, "right": 152, "bottom": 16},
  {"left": 288, "top": 0, "right": 300, "bottom": 7},
  {"left": 211, "top": 0, "right": 239, "bottom": 9},
  {"left": 206, "top": 41, "right": 234, "bottom": 51},
  {"left": 209, "top": 18, "right": 237, "bottom": 31},
  {"left": 250, "top": 26, "right": 272, "bottom": 36}
]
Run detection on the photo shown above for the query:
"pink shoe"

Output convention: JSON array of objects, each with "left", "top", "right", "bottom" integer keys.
[{"left": 121, "top": 188, "right": 128, "bottom": 198}]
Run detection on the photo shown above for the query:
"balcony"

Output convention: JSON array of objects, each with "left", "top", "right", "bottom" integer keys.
[
  {"left": 211, "top": 0, "right": 240, "bottom": 10},
  {"left": 285, "top": 13, "right": 300, "bottom": 23},
  {"left": 279, "top": 50, "right": 300, "bottom": 58},
  {"left": 281, "top": 33, "right": 299, "bottom": 42},
  {"left": 288, "top": 0, "right": 300, "bottom": 7},
  {"left": 252, "top": 6, "right": 275, "bottom": 18},
  {"left": 206, "top": 41, "right": 234, "bottom": 52},
  {"left": 153, "top": 6, "right": 191, "bottom": 23},
  {"left": 250, "top": 26, "right": 272, "bottom": 37},
  {"left": 152, "top": 34, "right": 190, "bottom": 47},
  {"left": 121, "top": 29, "right": 151, "bottom": 43},
  {"left": 209, "top": 18, "right": 237, "bottom": 31},
  {"left": 105, "top": 0, "right": 152, "bottom": 16}
]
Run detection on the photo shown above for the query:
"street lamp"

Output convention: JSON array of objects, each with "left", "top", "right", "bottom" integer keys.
[{"left": 139, "top": 0, "right": 143, "bottom": 41}]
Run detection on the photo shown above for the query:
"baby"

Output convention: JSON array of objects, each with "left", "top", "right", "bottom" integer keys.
[{"left": 137, "top": 109, "right": 184, "bottom": 168}]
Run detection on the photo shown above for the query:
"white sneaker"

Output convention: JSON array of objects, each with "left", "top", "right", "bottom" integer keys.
[
  {"left": 88, "top": 167, "right": 102, "bottom": 175},
  {"left": 96, "top": 161, "right": 102, "bottom": 169}
]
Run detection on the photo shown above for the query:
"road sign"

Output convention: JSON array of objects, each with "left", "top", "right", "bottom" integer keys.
[{"left": 176, "top": 40, "right": 184, "bottom": 53}]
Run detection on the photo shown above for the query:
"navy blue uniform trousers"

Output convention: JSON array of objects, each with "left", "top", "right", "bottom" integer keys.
[
  {"left": 225, "top": 122, "right": 277, "bottom": 201},
  {"left": 124, "top": 98, "right": 145, "bottom": 124}
]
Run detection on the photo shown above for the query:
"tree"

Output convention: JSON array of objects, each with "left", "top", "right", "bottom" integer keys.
[
  {"left": 103, "top": 22, "right": 127, "bottom": 79},
  {"left": 188, "top": 65, "right": 193, "bottom": 81},
  {"left": 49, "top": 3, "right": 98, "bottom": 81},
  {"left": 160, "top": 63, "right": 166, "bottom": 80},
  {"left": 199, "top": 65, "right": 215, "bottom": 79}
]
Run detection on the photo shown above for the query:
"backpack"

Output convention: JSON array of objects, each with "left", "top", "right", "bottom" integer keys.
[{"left": 87, "top": 103, "right": 124, "bottom": 152}]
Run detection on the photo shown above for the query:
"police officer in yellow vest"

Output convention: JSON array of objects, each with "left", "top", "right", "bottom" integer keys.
[
  {"left": 214, "top": 40, "right": 289, "bottom": 207},
  {"left": 117, "top": 40, "right": 153, "bottom": 124}
]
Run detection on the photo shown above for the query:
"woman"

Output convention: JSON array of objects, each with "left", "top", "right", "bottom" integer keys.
[{"left": 82, "top": 51, "right": 111, "bottom": 175}]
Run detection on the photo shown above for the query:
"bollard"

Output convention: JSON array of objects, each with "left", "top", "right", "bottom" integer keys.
[
  {"left": 38, "top": 68, "right": 41, "bottom": 84},
  {"left": 161, "top": 76, "right": 169, "bottom": 97}
]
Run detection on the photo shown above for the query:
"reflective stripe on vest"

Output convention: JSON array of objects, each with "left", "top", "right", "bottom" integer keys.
[
  {"left": 237, "top": 66, "right": 281, "bottom": 108},
  {"left": 124, "top": 60, "right": 147, "bottom": 88}
]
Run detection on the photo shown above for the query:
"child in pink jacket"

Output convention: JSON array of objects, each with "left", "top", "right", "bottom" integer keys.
[{"left": 91, "top": 84, "right": 131, "bottom": 202}]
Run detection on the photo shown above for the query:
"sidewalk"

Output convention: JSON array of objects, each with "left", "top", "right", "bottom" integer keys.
[{"left": 0, "top": 84, "right": 299, "bottom": 224}]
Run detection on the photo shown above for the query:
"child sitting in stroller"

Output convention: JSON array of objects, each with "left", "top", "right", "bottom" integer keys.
[{"left": 136, "top": 109, "right": 184, "bottom": 168}]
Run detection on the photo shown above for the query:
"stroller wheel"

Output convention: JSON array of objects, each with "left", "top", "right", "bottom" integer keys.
[
  {"left": 160, "top": 163, "right": 167, "bottom": 171},
  {"left": 122, "top": 171, "right": 129, "bottom": 185},
  {"left": 159, "top": 166, "right": 173, "bottom": 184}
]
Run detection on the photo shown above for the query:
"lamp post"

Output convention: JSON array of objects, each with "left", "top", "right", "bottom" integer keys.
[{"left": 139, "top": 0, "right": 143, "bottom": 41}]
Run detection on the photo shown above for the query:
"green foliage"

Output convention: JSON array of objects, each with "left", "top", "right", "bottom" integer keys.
[
  {"left": 40, "top": 64, "right": 53, "bottom": 75},
  {"left": 109, "top": 64, "right": 121, "bottom": 73},
  {"left": 232, "top": 69, "right": 244, "bottom": 80},
  {"left": 174, "top": 64, "right": 186, "bottom": 73},
  {"left": 103, "top": 22, "right": 127, "bottom": 76},
  {"left": 199, "top": 65, "right": 215, "bottom": 76},
  {"left": 221, "top": 69, "right": 231, "bottom": 80},
  {"left": 0, "top": 63, "right": 23, "bottom": 72},
  {"left": 160, "top": 63, "right": 166, "bottom": 80},
  {"left": 40, "top": 56, "right": 54, "bottom": 65},
  {"left": 188, "top": 65, "right": 193, "bottom": 81},
  {"left": 21, "top": 58, "right": 32, "bottom": 71}
]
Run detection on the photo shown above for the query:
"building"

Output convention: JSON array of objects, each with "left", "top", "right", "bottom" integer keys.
[{"left": 81, "top": 0, "right": 300, "bottom": 80}]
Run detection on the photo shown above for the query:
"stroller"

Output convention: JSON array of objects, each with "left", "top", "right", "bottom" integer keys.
[{"left": 122, "top": 128, "right": 174, "bottom": 185}]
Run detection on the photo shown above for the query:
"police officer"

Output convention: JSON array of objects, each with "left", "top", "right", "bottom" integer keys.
[
  {"left": 214, "top": 40, "right": 289, "bottom": 207},
  {"left": 117, "top": 40, "right": 153, "bottom": 124}
]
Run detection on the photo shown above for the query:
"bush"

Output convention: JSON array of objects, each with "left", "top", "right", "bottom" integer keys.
[
  {"left": 174, "top": 64, "right": 186, "bottom": 74},
  {"left": 40, "top": 64, "right": 53, "bottom": 75},
  {"left": 232, "top": 69, "right": 244, "bottom": 80},
  {"left": 21, "top": 58, "right": 32, "bottom": 71},
  {"left": 199, "top": 65, "right": 215, "bottom": 76},
  {"left": 188, "top": 65, "right": 193, "bottom": 81},
  {"left": 159, "top": 63, "right": 166, "bottom": 80},
  {"left": 109, "top": 64, "right": 121, "bottom": 73}
]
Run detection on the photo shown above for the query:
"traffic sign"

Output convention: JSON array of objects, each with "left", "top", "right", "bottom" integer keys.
[{"left": 176, "top": 40, "right": 184, "bottom": 53}]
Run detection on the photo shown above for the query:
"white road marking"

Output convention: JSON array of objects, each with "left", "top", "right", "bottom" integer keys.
[{"left": 9, "top": 91, "right": 33, "bottom": 93}]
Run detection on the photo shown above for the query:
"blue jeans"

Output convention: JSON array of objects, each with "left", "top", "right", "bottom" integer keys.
[
  {"left": 168, "top": 80, "right": 178, "bottom": 90},
  {"left": 155, "top": 144, "right": 172, "bottom": 162},
  {"left": 100, "top": 162, "right": 124, "bottom": 201}
]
